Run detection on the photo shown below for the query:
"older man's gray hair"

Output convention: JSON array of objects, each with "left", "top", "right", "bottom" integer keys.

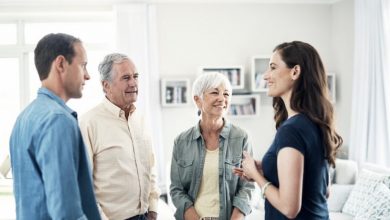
[{"left": 98, "top": 53, "right": 130, "bottom": 82}]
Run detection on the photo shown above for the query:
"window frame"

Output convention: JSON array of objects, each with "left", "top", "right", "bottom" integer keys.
[{"left": 0, "top": 8, "right": 114, "bottom": 164}]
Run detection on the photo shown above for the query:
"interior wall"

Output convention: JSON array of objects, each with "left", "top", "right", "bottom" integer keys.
[
  {"left": 156, "top": 1, "right": 354, "bottom": 170},
  {"left": 330, "top": 0, "right": 354, "bottom": 157}
]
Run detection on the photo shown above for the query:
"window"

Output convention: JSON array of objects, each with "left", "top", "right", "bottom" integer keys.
[
  {"left": 24, "top": 22, "right": 112, "bottom": 45},
  {"left": 0, "top": 12, "right": 114, "bottom": 162},
  {"left": 0, "top": 24, "right": 17, "bottom": 45},
  {"left": 0, "top": 58, "right": 19, "bottom": 161}
]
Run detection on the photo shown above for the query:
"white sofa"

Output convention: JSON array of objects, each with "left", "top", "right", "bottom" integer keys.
[{"left": 246, "top": 159, "right": 390, "bottom": 220}]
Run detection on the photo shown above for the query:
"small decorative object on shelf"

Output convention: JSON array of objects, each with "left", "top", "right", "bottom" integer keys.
[
  {"left": 199, "top": 66, "right": 245, "bottom": 90},
  {"left": 228, "top": 94, "right": 260, "bottom": 118},
  {"left": 161, "top": 78, "right": 190, "bottom": 107},
  {"left": 251, "top": 55, "right": 270, "bottom": 92},
  {"left": 327, "top": 72, "right": 336, "bottom": 103}
]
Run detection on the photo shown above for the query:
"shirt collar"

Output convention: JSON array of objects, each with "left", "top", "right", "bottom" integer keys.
[
  {"left": 38, "top": 87, "right": 77, "bottom": 119},
  {"left": 220, "top": 118, "right": 231, "bottom": 138},
  {"left": 193, "top": 118, "right": 231, "bottom": 140},
  {"left": 102, "top": 97, "right": 136, "bottom": 118}
]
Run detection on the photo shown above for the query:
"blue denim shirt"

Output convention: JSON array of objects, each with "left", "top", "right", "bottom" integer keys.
[
  {"left": 9, "top": 88, "right": 101, "bottom": 220},
  {"left": 170, "top": 120, "right": 254, "bottom": 220}
]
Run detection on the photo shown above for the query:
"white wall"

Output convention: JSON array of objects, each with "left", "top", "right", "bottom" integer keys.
[
  {"left": 156, "top": 1, "right": 354, "bottom": 170},
  {"left": 331, "top": 0, "right": 354, "bottom": 157}
]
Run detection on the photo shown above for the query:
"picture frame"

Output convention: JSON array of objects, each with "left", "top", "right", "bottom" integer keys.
[
  {"left": 228, "top": 94, "right": 260, "bottom": 118},
  {"left": 327, "top": 72, "right": 336, "bottom": 103},
  {"left": 160, "top": 78, "right": 190, "bottom": 107},
  {"left": 199, "top": 66, "right": 245, "bottom": 90},
  {"left": 251, "top": 55, "right": 270, "bottom": 92}
]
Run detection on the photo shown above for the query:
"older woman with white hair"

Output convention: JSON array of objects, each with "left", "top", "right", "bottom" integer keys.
[{"left": 170, "top": 72, "right": 254, "bottom": 220}]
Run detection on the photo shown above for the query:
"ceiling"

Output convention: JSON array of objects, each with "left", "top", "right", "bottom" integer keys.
[{"left": 0, "top": 0, "right": 341, "bottom": 6}]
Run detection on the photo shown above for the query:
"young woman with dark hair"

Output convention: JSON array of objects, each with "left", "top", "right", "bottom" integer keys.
[{"left": 235, "top": 41, "right": 343, "bottom": 220}]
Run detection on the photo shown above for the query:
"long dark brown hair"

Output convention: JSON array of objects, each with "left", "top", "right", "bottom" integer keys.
[{"left": 272, "top": 41, "right": 343, "bottom": 167}]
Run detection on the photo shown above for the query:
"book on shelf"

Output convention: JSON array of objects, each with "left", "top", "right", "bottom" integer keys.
[
  {"left": 203, "top": 68, "right": 241, "bottom": 88},
  {"left": 229, "top": 101, "right": 256, "bottom": 116},
  {"left": 166, "top": 86, "right": 187, "bottom": 104},
  {"left": 255, "top": 72, "right": 267, "bottom": 89},
  {"left": 165, "top": 86, "right": 174, "bottom": 103},
  {"left": 230, "top": 69, "right": 239, "bottom": 86}
]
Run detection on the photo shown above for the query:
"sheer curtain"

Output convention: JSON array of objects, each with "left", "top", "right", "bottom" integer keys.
[
  {"left": 349, "top": 0, "right": 390, "bottom": 167},
  {"left": 114, "top": 4, "right": 166, "bottom": 191}
]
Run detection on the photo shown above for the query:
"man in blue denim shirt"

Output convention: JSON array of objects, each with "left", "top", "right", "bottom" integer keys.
[{"left": 9, "top": 33, "right": 100, "bottom": 220}]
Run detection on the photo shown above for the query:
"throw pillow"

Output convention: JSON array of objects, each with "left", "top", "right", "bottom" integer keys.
[
  {"left": 354, "top": 183, "right": 390, "bottom": 219},
  {"left": 328, "top": 184, "right": 354, "bottom": 212},
  {"left": 342, "top": 169, "right": 390, "bottom": 216}
]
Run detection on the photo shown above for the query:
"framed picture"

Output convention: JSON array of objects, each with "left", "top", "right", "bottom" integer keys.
[
  {"left": 199, "top": 66, "right": 245, "bottom": 90},
  {"left": 327, "top": 72, "right": 336, "bottom": 103},
  {"left": 228, "top": 94, "right": 260, "bottom": 118},
  {"left": 160, "top": 78, "right": 190, "bottom": 107},
  {"left": 251, "top": 55, "right": 270, "bottom": 92}
]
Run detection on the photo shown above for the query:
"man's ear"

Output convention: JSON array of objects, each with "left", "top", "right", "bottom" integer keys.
[
  {"left": 291, "top": 65, "right": 301, "bottom": 80},
  {"left": 102, "top": 80, "right": 110, "bottom": 94},
  {"left": 53, "top": 55, "right": 67, "bottom": 74}
]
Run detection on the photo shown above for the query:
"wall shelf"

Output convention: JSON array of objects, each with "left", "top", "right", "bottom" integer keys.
[
  {"left": 228, "top": 94, "right": 260, "bottom": 118},
  {"left": 160, "top": 78, "right": 190, "bottom": 107},
  {"left": 199, "top": 66, "right": 245, "bottom": 90}
]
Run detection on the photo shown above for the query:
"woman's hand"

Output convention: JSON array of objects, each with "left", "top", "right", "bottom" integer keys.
[
  {"left": 184, "top": 206, "right": 200, "bottom": 220},
  {"left": 254, "top": 159, "right": 263, "bottom": 176},
  {"left": 241, "top": 151, "right": 262, "bottom": 181},
  {"left": 233, "top": 151, "right": 263, "bottom": 181},
  {"left": 232, "top": 167, "right": 254, "bottom": 182}
]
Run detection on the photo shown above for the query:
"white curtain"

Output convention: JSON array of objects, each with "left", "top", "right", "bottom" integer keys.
[
  {"left": 349, "top": 0, "right": 390, "bottom": 167},
  {"left": 114, "top": 4, "right": 166, "bottom": 192}
]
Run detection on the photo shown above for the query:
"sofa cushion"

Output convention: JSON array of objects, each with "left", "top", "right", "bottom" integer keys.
[
  {"left": 342, "top": 169, "right": 390, "bottom": 216},
  {"left": 328, "top": 184, "right": 354, "bottom": 212},
  {"left": 329, "top": 212, "right": 354, "bottom": 220},
  {"left": 354, "top": 183, "right": 390, "bottom": 219},
  {"left": 362, "top": 162, "right": 390, "bottom": 176},
  {"left": 334, "top": 159, "right": 358, "bottom": 184}
]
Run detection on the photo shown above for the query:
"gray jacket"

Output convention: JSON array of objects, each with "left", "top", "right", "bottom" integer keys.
[{"left": 170, "top": 120, "right": 254, "bottom": 220}]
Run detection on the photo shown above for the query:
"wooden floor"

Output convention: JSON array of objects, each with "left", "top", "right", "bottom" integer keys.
[{"left": 0, "top": 179, "right": 175, "bottom": 220}]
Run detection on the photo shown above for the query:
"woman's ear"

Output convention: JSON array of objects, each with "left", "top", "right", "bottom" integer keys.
[
  {"left": 291, "top": 65, "right": 301, "bottom": 80},
  {"left": 194, "top": 95, "right": 202, "bottom": 109}
]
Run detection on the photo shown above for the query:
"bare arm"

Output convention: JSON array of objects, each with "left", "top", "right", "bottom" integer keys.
[
  {"left": 267, "top": 148, "right": 304, "bottom": 218},
  {"left": 147, "top": 211, "right": 157, "bottom": 220},
  {"left": 230, "top": 207, "right": 244, "bottom": 220},
  {"left": 242, "top": 148, "right": 304, "bottom": 219}
]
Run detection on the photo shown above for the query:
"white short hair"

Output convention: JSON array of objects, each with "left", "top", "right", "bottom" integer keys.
[{"left": 192, "top": 72, "right": 233, "bottom": 105}]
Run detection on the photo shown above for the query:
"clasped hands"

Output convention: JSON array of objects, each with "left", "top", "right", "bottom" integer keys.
[{"left": 233, "top": 151, "right": 263, "bottom": 182}]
